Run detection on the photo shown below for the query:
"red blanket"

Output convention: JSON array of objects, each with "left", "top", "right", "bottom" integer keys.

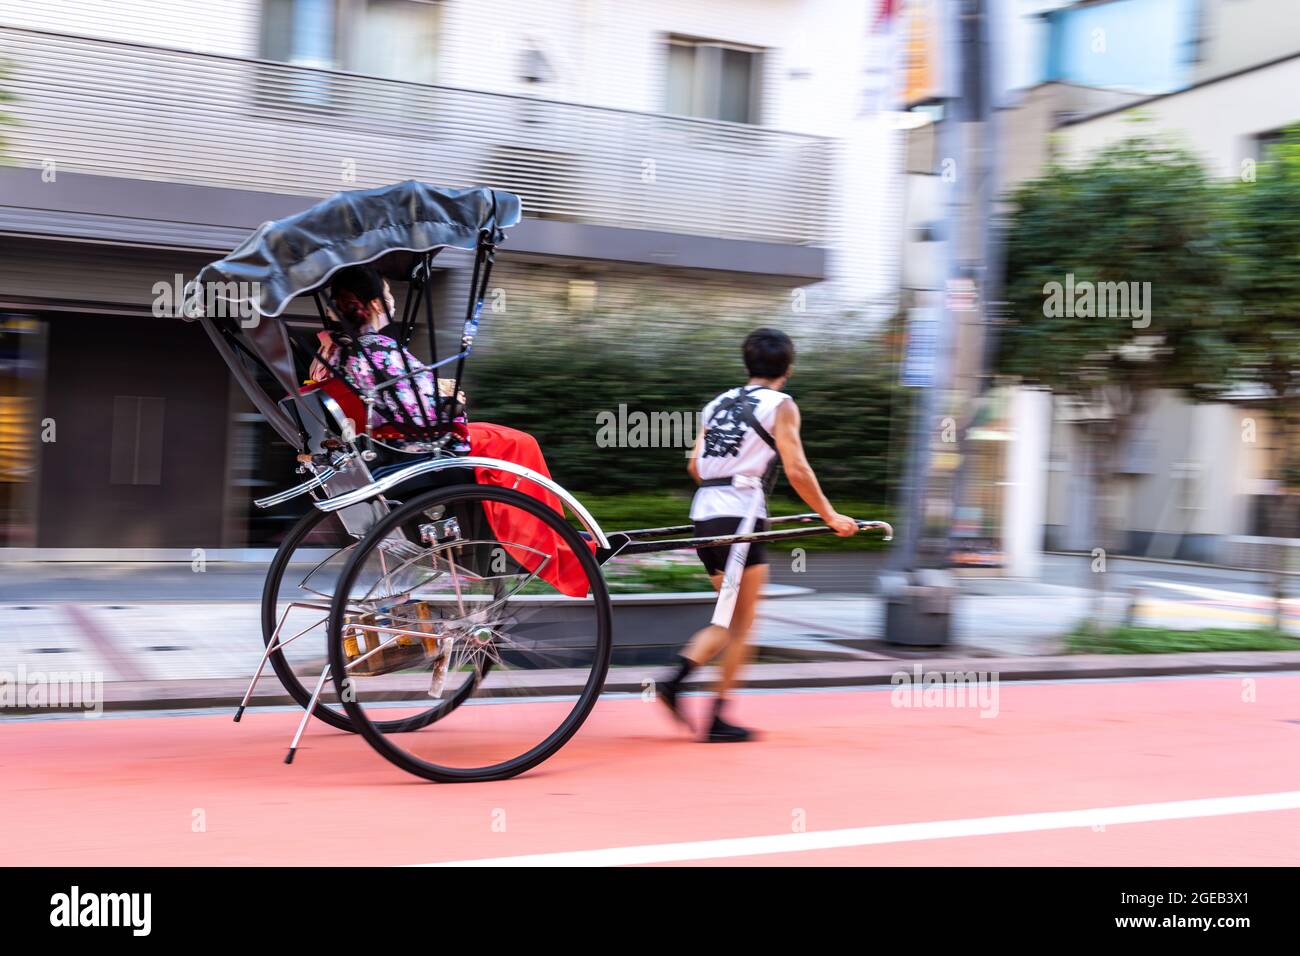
[{"left": 467, "top": 422, "right": 597, "bottom": 598}]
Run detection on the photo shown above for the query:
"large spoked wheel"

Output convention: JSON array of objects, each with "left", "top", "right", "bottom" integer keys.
[
  {"left": 327, "top": 484, "right": 613, "bottom": 783},
  {"left": 262, "top": 504, "right": 484, "bottom": 734}
]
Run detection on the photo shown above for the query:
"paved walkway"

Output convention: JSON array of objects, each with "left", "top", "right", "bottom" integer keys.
[{"left": 0, "top": 590, "right": 1172, "bottom": 699}]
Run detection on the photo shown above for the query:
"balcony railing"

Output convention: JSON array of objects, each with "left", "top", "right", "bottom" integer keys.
[{"left": 0, "top": 27, "right": 834, "bottom": 246}]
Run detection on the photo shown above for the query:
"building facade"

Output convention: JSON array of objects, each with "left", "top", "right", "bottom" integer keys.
[{"left": 0, "top": 0, "right": 904, "bottom": 552}]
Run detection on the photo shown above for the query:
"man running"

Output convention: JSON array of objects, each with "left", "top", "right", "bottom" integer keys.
[{"left": 658, "top": 327, "right": 858, "bottom": 742}]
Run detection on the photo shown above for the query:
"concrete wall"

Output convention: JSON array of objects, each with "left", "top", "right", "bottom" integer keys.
[
  {"left": 998, "top": 81, "right": 1149, "bottom": 189},
  {"left": 1057, "top": 54, "right": 1300, "bottom": 176},
  {"left": 1192, "top": 0, "right": 1300, "bottom": 83},
  {"left": 1002, "top": 386, "right": 1052, "bottom": 577},
  {"left": 0, "top": 0, "right": 262, "bottom": 55},
  {"left": 1043, "top": 391, "right": 1276, "bottom": 561}
]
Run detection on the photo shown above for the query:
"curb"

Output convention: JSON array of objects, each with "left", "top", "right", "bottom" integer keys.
[{"left": 10, "top": 650, "right": 1300, "bottom": 716}]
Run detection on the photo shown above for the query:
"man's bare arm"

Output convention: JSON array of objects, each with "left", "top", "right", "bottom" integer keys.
[
  {"left": 686, "top": 426, "right": 706, "bottom": 484},
  {"left": 773, "top": 400, "right": 857, "bottom": 536}
]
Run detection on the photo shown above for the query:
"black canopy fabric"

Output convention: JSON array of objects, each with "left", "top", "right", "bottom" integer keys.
[
  {"left": 192, "top": 181, "right": 521, "bottom": 449},
  {"left": 195, "top": 180, "right": 522, "bottom": 319}
]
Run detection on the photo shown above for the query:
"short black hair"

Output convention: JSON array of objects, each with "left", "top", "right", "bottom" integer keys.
[{"left": 743, "top": 327, "right": 794, "bottom": 378}]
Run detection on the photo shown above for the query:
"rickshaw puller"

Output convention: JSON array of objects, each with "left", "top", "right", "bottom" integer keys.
[{"left": 659, "top": 327, "right": 859, "bottom": 742}]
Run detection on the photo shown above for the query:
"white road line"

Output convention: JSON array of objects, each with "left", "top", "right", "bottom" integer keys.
[
  {"left": 1139, "top": 579, "right": 1291, "bottom": 606},
  {"left": 416, "top": 790, "right": 1300, "bottom": 867}
]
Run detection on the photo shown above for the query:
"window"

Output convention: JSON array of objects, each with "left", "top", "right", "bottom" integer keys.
[
  {"left": 262, "top": 0, "right": 440, "bottom": 84},
  {"left": 566, "top": 279, "right": 598, "bottom": 313},
  {"left": 1253, "top": 129, "right": 1285, "bottom": 163},
  {"left": 348, "top": 0, "right": 440, "bottom": 84},
  {"left": 665, "top": 36, "right": 762, "bottom": 124},
  {"left": 263, "top": 0, "right": 335, "bottom": 70},
  {"left": 0, "top": 315, "right": 45, "bottom": 546}
]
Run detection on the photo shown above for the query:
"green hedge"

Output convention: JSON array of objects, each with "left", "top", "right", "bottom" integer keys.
[
  {"left": 464, "top": 310, "right": 906, "bottom": 504},
  {"left": 1067, "top": 625, "right": 1300, "bottom": 654}
]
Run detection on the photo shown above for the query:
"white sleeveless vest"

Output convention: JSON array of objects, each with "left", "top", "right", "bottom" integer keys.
[{"left": 690, "top": 385, "right": 790, "bottom": 520}]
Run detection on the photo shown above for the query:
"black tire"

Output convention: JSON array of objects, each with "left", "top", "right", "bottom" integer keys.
[
  {"left": 261, "top": 506, "right": 483, "bottom": 734},
  {"left": 327, "top": 484, "right": 613, "bottom": 783}
]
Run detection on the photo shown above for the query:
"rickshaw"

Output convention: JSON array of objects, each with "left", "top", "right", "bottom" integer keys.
[{"left": 193, "top": 180, "right": 891, "bottom": 783}]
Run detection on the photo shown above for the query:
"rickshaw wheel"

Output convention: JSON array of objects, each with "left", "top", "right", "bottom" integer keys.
[
  {"left": 327, "top": 484, "right": 613, "bottom": 783},
  {"left": 262, "top": 506, "right": 485, "bottom": 734}
]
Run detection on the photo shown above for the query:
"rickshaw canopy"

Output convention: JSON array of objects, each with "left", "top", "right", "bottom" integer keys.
[
  {"left": 196, "top": 180, "right": 522, "bottom": 320},
  {"left": 192, "top": 181, "right": 521, "bottom": 448}
]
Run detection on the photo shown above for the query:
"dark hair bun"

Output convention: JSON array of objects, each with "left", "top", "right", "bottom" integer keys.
[{"left": 330, "top": 265, "right": 385, "bottom": 304}]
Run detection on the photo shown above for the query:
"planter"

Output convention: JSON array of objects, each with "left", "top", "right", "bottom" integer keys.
[
  {"left": 451, "top": 584, "right": 813, "bottom": 667},
  {"left": 609, "top": 583, "right": 812, "bottom": 664}
]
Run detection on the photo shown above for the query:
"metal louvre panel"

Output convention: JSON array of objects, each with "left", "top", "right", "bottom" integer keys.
[
  {"left": 0, "top": 0, "right": 261, "bottom": 56},
  {"left": 481, "top": 259, "right": 797, "bottom": 342},
  {"left": 0, "top": 26, "right": 835, "bottom": 247},
  {"left": 0, "top": 238, "right": 215, "bottom": 310}
]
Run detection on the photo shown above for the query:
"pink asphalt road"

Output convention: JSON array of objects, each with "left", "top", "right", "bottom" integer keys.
[{"left": 4, "top": 675, "right": 1299, "bottom": 866}]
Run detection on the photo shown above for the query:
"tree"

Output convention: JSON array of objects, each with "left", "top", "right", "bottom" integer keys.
[
  {"left": 998, "top": 136, "right": 1233, "bottom": 623},
  {"left": 1219, "top": 126, "right": 1300, "bottom": 626}
]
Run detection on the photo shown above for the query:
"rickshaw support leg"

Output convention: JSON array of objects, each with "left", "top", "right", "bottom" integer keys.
[
  {"left": 235, "top": 615, "right": 283, "bottom": 722},
  {"left": 286, "top": 665, "right": 331, "bottom": 765},
  {"left": 235, "top": 602, "right": 326, "bottom": 722}
]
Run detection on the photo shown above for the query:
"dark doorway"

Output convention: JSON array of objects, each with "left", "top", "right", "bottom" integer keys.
[{"left": 38, "top": 314, "right": 230, "bottom": 548}]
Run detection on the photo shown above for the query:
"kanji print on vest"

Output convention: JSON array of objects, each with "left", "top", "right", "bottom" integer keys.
[{"left": 703, "top": 390, "right": 761, "bottom": 459}]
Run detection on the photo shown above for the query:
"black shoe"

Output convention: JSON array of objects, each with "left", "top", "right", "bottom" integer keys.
[
  {"left": 704, "top": 712, "right": 754, "bottom": 743},
  {"left": 657, "top": 679, "right": 692, "bottom": 729}
]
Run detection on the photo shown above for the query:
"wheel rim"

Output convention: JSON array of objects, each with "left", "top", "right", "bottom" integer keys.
[
  {"left": 265, "top": 507, "right": 477, "bottom": 733},
  {"left": 328, "top": 484, "right": 612, "bottom": 781}
]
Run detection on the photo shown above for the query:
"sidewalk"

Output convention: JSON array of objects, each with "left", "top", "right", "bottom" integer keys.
[{"left": 4, "top": 556, "right": 1300, "bottom": 715}]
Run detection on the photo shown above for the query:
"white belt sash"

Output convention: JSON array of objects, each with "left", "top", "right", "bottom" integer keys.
[{"left": 711, "top": 473, "right": 764, "bottom": 628}]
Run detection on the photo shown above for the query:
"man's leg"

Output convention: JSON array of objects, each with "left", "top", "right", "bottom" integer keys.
[
  {"left": 716, "top": 563, "right": 767, "bottom": 697},
  {"left": 706, "top": 563, "right": 767, "bottom": 742},
  {"left": 656, "top": 574, "right": 724, "bottom": 728}
]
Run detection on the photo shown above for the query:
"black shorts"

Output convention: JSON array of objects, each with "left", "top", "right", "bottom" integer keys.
[{"left": 693, "top": 516, "right": 770, "bottom": 577}]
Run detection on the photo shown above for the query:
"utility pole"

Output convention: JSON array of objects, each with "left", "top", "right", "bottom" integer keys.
[
  {"left": 884, "top": 0, "right": 995, "bottom": 644},
  {"left": 947, "top": 0, "right": 1005, "bottom": 561}
]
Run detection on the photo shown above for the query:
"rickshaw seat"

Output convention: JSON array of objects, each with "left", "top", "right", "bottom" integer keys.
[
  {"left": 300, "top": 377, "right": 365, "bottom": 433},
  {"left": 294, "top": 385, "right": 595, "bottom": 598}
]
